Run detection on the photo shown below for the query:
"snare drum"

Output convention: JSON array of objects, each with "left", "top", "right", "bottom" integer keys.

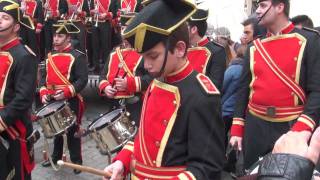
[
  {"left": 88, "top": 109, "right": 137, "bottom": 155},
  {"left": 36, "top": 101, "right": 76, "bottom": 138}
]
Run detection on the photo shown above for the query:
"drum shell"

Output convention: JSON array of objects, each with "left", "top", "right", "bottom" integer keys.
[
  {"left": 89, "top": 110, "right": 137, "bottom": 155},
  {"left": 37, "top": 101, "right": 76, "bottom": 138}
]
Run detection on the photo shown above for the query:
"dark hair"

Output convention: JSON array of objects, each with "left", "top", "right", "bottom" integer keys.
[
  {"left": 165, "top": 22, "right": 190, "bottom": 55},
  {"left": 291, "top": 15, "right": 314, "bottom": 28},
  {"left": 188, "top": 20, "right": 207, "bottom": 37},
  {"left": 242, "top": 18, "right": 256, "bottom": 26},
  {"left": 272, "top": 0, "right": 290, "bottom": 17}
]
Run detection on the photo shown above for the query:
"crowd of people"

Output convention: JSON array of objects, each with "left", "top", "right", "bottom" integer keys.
[{"left": 0, "top": 0, "right": 320, "bottom": 179}]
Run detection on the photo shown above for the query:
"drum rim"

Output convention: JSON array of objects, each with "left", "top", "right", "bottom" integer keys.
[
  {"left": 88, "top": 109, "right": 123, "bottom": 131},
  {"left": 35, "top": 100, "right": 67, "bottom": 118}
]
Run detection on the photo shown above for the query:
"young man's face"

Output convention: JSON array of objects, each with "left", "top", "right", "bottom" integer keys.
[
  {"left": 256, "top": 0, "right": 283, "bottom": 27},
  {"left": 53, "top": 33, "right": 70, "bottom": 48},
  {"left": 142, "top": 41, "right": 184, "bottom": 78},
  {"left": 0, "top": 12, "right": 19, "bottom": 38},
  {"left": 241, "top": 24, "right": 254, "bottom": 44}
]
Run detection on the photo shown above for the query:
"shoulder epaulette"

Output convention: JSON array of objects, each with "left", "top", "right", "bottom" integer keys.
[
  {"left": 24, "top": 45, "right": 36, "bottom": 56},
  {"left": 196, "top": 73, "right": 220, "bottom": 95},
  {"left": 302, "top": 27, "right": 320, "bottom": 37}
]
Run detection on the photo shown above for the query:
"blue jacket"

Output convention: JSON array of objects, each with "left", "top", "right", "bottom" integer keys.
[{"left": 222, "top": 58, "right": 244, "bottom": 118}]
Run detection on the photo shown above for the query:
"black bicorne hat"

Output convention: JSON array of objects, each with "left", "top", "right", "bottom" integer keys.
[
  {"left": 52, "top": 20, "right": 80, "bottom": 34},
  {"left": 189, "top": 8, "right": 208, "bottom": 22},
  {"left": 122, "top": 0, "right": 196, "bottom": 53}
]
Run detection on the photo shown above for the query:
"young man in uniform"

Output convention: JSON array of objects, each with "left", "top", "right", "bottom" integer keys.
[
  {"left": 99, "top": 12, "right": 152, "bottom": 125},
  {"left": 89, "top": 0, "right": 117, "bottom": 73},
  {"left": 0, "top": 0, "right": 38, "bottom": 179},
  {"left": 39, "top": 20, "right": 88, "bottom": 174},
  {"left": 230, "top": 0, "right": 320, "bottom": 170},
  {"left": 103, "top": 0, "right": 225, "bottom": 179},
  {"left": 43, "top": 0, "right": 68, "bottom": 54},
  {"left": 187, "top": 8, "right": 226, "bottom": 90}
]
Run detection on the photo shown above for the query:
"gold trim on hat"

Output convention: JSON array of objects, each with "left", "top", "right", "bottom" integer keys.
[{"left": 122, "top": 0, "right": 197, "bottom": 52}]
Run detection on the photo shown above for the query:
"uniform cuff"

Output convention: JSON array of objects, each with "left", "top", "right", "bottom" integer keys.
[
  {"left": 127, "top": 76, "right": 141, "bottom": 93},
  {"left": 291, "top": 114, "right": 315, "bottom": 132},
  {"left": 172, "top": 171, "right": 196, "bottom": 180},
  {"left": 99, "top": 80, "right": 109, "bottom": 96},
  {"left": 112, "top": 141, "right": 134, "bottom": 175},
  {"left": 39, "top": 86, "right": 49, "bottom": 100},
  {"left": 230, "top": 118, "right": 245, "bottom": 137}
]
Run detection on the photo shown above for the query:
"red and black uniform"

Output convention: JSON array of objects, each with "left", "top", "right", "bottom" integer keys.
[
  {"left": 43, "top": 0, "right": 68, "bottom": 53},
  {"left": 66, "top": 0, "right": 89, "bottom": 52},
  {"left": 187, "top": 36, "right": 226, "bottom": 91},
  {"left": 19, "top": 0, "right": 44, "bottom": 56},
  {"left": 231, "top": 23, "right": 320, "bottom": 169},
  {"left": 99, "top": 47, "right": 152, "bottom": 124},
  {"left": 89, "top": 0, "right": 118, "bottom": 73},
  {"left": 0, "top": 38, "right": 38, "bottom": 180},
  {"left": 111, "top": 0, "right": 142, "bottom": 47},
  {"left": 39, "top": 44, "right": 88, "bottom": 165},
  {"left": 114, "top": 62, "right": 225, "bottom": 179}
]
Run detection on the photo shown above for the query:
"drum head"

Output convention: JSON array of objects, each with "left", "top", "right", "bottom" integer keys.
[
  {"left": 89, "top": 109, "right": 122, "bottom": 130},
  {"left": 36, "top": 101, "right": 65, "bottom": 118}
]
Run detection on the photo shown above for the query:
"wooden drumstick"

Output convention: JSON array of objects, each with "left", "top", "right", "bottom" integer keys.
[{"left": 57, "top": 160, "right": 112, "bottom": 178}]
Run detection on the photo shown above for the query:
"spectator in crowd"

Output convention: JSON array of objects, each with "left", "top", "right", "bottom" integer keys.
[{"left": 291, "top": 15, "right": 314, "bottom": 29}]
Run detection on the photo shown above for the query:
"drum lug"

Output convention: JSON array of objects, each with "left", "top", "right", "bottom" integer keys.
[{"left": 125, "top": 111, "right": 130, "bottom": 117}]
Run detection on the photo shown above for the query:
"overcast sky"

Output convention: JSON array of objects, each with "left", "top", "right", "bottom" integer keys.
[{"left": 198, "top": 0, "right": 319, "bottom": 41}]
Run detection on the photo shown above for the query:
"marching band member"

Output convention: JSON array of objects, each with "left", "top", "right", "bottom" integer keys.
[
  {"left": 89, "top": 0, "right": 118, "bottom": 73},
  {"left": 230, "top": 0, "right": 320, "bottom": 170},
  {"left": 103, "top": 0, "right": 225, "bottom": 179},
  {"left": 99, "top": 12, "right": 152, "bottom": 125},
  {"left": 39, "top": 20, "right": 88, "bottom": 174},
  {"left": 0, "top": 0, "right": 38, "bottom": 179},
  {"left": 19, "top": 0, "right": 43, "bottom": 56},
  {"left": 43, "top": 0, "right": 68, "bottom": 54},
  {"left": 66, "top": 0, "right": 89, "bottom": 52},
  {"left": 187, "top": 8, "right": 227, "bottom": 91}
]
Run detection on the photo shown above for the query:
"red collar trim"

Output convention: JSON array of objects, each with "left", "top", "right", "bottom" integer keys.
[
  {"left": 197, "top": 36, "right": 209, "bottom": 47},
  {"left": 0, "top": 38, "right": 20, "bottom": 51},
  {"left": 166, "top": 61, "right": 193, "bottom": 83},
  {"left": 267, "top": 22, "right": 295, "bottom": 37}
]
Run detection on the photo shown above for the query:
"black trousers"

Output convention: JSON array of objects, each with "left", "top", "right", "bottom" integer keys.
[
  {"left": 72, "top": 21, "right": 87, "bottom": 53},
  {"left": 0, "top": 136, "right": 32, "bottom": 180},
  {"left": 243, "top": 112, "right": 294, "bottom": 169},
  {"left": 51, "top": 98, "right": 82, "bottom": 164},
  {"left": 91, "top": 21, "right": 112, "bottom": 71},
  {"left": 20, "top": 25, "right": 39, "bottom": 56}
]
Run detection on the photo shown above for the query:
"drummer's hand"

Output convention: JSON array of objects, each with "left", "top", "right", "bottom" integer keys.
[
  {"left": 229, "top": 136, "right": 242, "bottom": 151},
  {"left": 272, "top": 128, "right": 320, "bottom": 164},
  {"left": 53, "top": 90, "right": 65, "bottom": 100},
  {"left": 104, "top": 85, "right": 117, "bottom": 98},
  {"left": 41, "top": 95, "right": 50, "bottom": 104},
  {"left": 114, "top": 78, "right": 127, "bottom": 91},
  {"left": 103, "top": 160, "right": 124, "bottom": 180}
]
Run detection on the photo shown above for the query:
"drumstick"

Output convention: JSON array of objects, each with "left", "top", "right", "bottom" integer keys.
[
  {"left": 57, "top": 160, "right": 112, "bottom": 178},
  {"left": 112, "top": 63, "right": 124, "bottom": 87}
]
